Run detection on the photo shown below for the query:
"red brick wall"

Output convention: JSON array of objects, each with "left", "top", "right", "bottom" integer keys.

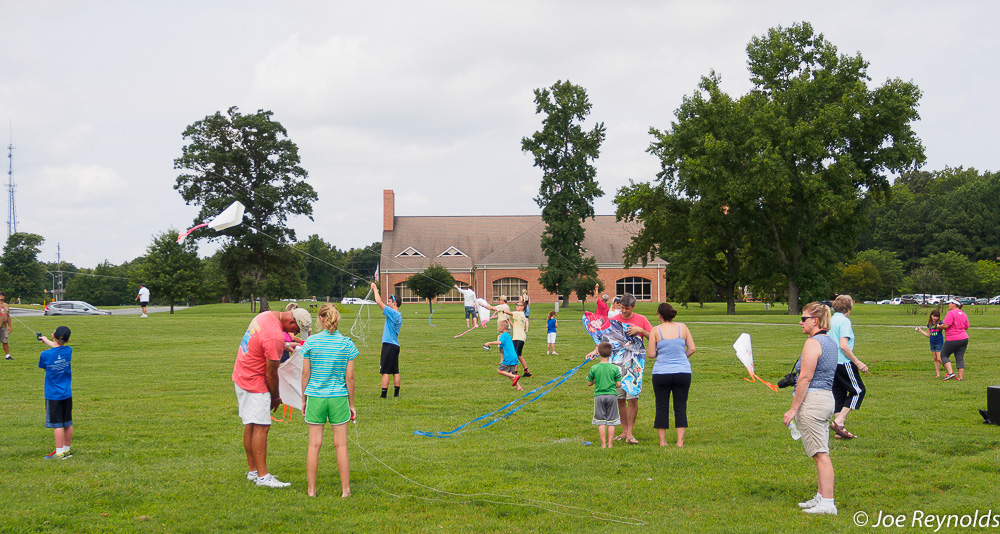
[{"left": 383, "top": 190, "right": 394, "bottom": 232}]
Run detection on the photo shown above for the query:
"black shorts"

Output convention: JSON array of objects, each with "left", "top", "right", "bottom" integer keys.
[
  {"left": 45, "top": 398, "right": 73, "bottom": 428},
  {"left": 140, "top": 301, "right": 149, "bottom": 307},
  {"left": 380, "top": 343, "right": 400, "bottom": 375},
  {"left": 513, "top": 339, "right": 524, "bottom": 357}
]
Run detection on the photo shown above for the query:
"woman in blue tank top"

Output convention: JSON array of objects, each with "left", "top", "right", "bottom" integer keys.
[
  {"left": 647, "top": 303, "right": 697, "bottom": 448},
  {"left": 784, "top": 301, "right": 839, "bottom": 515}
]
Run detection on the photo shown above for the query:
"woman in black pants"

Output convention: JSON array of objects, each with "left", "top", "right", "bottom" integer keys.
[{"left": 648, "top": 303, "right": 697, "bottom": 447}]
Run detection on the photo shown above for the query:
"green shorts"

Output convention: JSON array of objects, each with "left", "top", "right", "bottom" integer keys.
[{"left": 304, "top": 396, "right": 350, "bottom": 425}]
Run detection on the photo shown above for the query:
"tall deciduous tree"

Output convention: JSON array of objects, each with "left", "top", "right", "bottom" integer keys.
[
  {"left": 137, "top": 230, "right": 203, "bottom": 314},
  {"left": 406, "top": 264, "right": 456, "bottom": 312},
  {"left": 174, "top": 106, "right": 317, "bottom": 311},
  {"left": 1, "top": 233, "right": 47, "bottom": 301},
  {"left": 739, "top": 22, "right": 924, "bottom": 313},
  {"left": 617, "top": 74, "right": 749, "bottom": 314},
  {"left": 295, "top": 235, "right": 345, "bottom": 299},
  {"left": 521, "top": 80, "right": 605, "bottom": 302}
]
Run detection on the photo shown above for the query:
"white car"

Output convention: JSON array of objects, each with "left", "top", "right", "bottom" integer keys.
[
  {"left": 877, "top": 299, "right": 890, "bottom": 305},
  {"left": 340, "top": 297, "right": 376, "bottom": 305},
  {"left": 890, "top": 298, "right": 902, "bottom": 305},
  {"left": 991, "top": 295, "right": 1000, "bottom": 305}
]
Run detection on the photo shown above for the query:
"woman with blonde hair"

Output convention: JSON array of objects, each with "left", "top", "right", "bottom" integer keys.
[
  {"left": 300, "top": 304, "right": 358, "bottom": 498},
  {"left": 784, "top": 301, "right": 839, "bottom": 515}
]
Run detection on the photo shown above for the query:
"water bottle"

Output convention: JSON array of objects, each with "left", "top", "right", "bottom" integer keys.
[{"left": 788, "top": 420, "right": 802, "bottom": 440}]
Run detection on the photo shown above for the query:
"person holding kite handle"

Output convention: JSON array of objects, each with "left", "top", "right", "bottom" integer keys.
[
  {"left": 300, "top": 304, "right": 358, "bottom": 498},
  {"left": 371, "top": 282, "right": 403, "bottom": 398},
  {"left": 648, "top": 303, "right": 696, "bottom": 448},
  {"left": 232, "top": 305, "right": 312, "bottom": 489},
  {"left": 784, "top": 301, "right": 839, "bottom": 516}
]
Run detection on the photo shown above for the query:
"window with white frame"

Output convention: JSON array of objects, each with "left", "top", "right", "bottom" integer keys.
[
  {"left": 393, "top": 281, "right": 422, "bottom": 303},
  {"left": 616, "top": 277, "right": 651, "bottom": 301},
  {"left": 492, "top": 277, "right": 528, "bottom": 301}
]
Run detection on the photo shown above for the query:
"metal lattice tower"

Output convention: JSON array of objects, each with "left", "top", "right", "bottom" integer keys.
[{"left": 6, "top": 124, "right": 15, "bottom": 238}]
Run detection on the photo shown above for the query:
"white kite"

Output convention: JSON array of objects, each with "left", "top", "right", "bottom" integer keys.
[
  {"left": 475, "top": 298, "right": 492, "bottom": 328},
  {"left": 177, "top": 200, "right": 246, "bottom": 242},
  {"left": 732, "top": 333, "right": 777, "bottom": 392},
  {"left": 273, "top": 344, "right": 304, "bottom": 423}
]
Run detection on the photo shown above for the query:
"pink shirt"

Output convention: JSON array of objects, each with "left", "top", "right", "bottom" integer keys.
[
  {"left": 617, "top": 311, "right": 653, "bottom": 339},
  {"left": 232, "top": 312, "right": 285, "bottom": 393},
  {"left": 596, "top": 299, "right": 609, "bottom": 318},
  {"left": 943, "top": 309, "right": 969, "bottom": 341}
]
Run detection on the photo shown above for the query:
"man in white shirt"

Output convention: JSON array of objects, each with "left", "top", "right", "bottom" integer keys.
[
  {"left": 455, "top": 285, "right": 478, "bottom": 328},
  {"left": 135, "top": 284, "right": 150, "bottom": 318}
]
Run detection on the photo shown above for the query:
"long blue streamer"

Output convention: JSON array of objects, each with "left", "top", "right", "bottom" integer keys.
[{"left": 414, "top": 359, "right": 590, "bottom": 438}]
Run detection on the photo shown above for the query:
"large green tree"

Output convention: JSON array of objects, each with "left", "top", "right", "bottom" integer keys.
[
  {"left": 739, "top": 22, "right": 924, "bottom": 313},
  {"left": 406, "top": 264, "right": 457, "bottom": 312},
  {"left": 1, "top": 233, "right": 47, "bottom": 302},
  {"left": 617, "top": 74, "right": 749, "bottom": 314},
  {"left": 136, "top": 230, "right": 203, "bottom": 313},
  {"left": 521, "top": 80, "right": 605, "bottom": 302},
  {"left": 174, "top": 106, "right": 317, "bottom": 311},
  {"left": 295, "top": 235, "right": 345, "bottom": 299}
]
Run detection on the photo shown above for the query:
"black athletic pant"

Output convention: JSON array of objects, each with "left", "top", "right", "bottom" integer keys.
[
  {"left": 833, "top": 361, "right": 866, "bottom": 412},
  {"left": 652, "top": 373, "right": 691, "bottom": 429}
]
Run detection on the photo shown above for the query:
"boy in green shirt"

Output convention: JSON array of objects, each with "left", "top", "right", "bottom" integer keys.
[{"left": 587, "top": 342, "right": 622, "bottom": 448}]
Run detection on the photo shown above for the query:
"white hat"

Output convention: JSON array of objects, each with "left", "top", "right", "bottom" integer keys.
[
  {"left": 947, "top": 298, "right": 961, "bottom": 306},
  {"left": 291, "top": 307, "right": 312, "bottom": 338}
]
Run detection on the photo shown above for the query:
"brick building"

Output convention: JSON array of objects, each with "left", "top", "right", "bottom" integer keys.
[{"left": 378, "top": 189, "right": 666, "bottom": 306}]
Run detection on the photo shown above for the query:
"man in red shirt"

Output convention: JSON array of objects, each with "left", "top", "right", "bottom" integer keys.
[{"left": 233, "top": 307, "right": 312, "bottom": 488}]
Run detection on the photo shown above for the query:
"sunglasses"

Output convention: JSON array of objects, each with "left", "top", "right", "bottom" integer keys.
[{"left": 800, "top": 316, "right": 815, "bottom": 322}]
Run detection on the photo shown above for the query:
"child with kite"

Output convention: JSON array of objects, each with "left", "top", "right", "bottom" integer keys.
[
  {"left": 39, "top": 326, "right": 74, "bottom": 459},
  {"left": 783, "top": 302, "right": 839, "bottom": 516},
  {"left": 587, "top": 342, "right": 621, "bottom": 448},
  {"left": 914, "top": 309, "right": 944, "bottom": 378},
  {"left": 371, "top": 282, "right": 403, "bottom": 398},
  {"left": 483, "top": 320, "right": 523, "bottom": 391},
  {"left": 300, "top": 304, "right": 358, "bottom": 498}
]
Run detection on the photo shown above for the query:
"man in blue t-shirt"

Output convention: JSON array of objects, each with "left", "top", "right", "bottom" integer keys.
[
  {"left": 372, "top": 282, "right": 403, "bottom": 398},
  {"left": 38, "top": 326, "right": 74, "bottom": 459}
]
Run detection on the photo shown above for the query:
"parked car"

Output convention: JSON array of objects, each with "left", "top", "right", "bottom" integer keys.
[
  {"left": 890, "top": 297, "right": 902, "bottom": 305},
  {"left": 43, "top": 300, "right": 112, "bottom": 316},
  {"left": 991, "top": 295, "right": 1000, "bottom": 305},
  {"left": 900, "top": 294, "right": 917, "bottom": 304},
  {"left": 340, "top": 297, "right": 376, "bottom": 305},
  {"left": 877, "top": 299, "right": 890, "bottom": 305},
  {"left": 863, "top": 300, "right": 875, "bottom": 305},
  {"left": 958, "top": 297, "right": 976, "bottom": 306},
  {"left": 976, "top": 298, "right": 989, "bottom": 305}
]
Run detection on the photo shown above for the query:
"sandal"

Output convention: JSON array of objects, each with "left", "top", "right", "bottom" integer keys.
[
  {"left": 613, "top": 435, "right": 624, "bottom": 442},
  {"left": 626, "top": 437, "right": 640, "bottom": 445},
  {"left": 830, "top": 422, "right": 850, "bottom": 439}
]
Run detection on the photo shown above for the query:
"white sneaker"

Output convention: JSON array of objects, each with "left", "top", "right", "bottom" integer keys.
[
  {"left": 797, "top": 494, "right": 821, "bottom": 509},
  {"left": 246, "top": 470, "right": 258, "bottom": 481},
  {"left": 4, "top": 354, "right": 11, "bottom": 360},
  {"left": 255, "top": 473, "right": 291, "bottom": 488},
  {"left": 141, "top": 314, "right": 148, "bottom": 318},
  {"left": 803, "top": 502, "right": 838, "bottom": 515}
]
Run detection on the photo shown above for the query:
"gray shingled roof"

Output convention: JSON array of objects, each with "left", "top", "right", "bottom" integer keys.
[{"left": 380, "top": 215, "right": 664, "bottom": 273}]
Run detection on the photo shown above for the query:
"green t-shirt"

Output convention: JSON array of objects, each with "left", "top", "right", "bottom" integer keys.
[{"left": 587, "top": 361, "right": 622, "bottom": 397}]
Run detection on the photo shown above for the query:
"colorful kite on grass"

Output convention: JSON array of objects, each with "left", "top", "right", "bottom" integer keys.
[
  {"left": 582, "top": 312, "right": 646, "bottom": 397},
  {"left": 177, "top": 200, "right": 246, "bottom": 242},
  {"left": 732, "top": 333, "right": 777, "bottom": 392}
]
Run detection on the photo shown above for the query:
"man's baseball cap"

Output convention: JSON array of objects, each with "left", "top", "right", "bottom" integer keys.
[
  {"left": 54, "top": 326, "right": 71, "bottom": 342},
  {"left": 291, "top": 307, "right": 312, "bottom": 337}
]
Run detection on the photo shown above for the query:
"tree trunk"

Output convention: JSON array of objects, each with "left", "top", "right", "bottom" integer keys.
[
  {"left": 787, "top": 279, "right": 801, "bottom": 315},
  {"left": 260, "top": 295, "right": 271, "bottom": 312},
  {"left": 428, "top": 299, "right": 433, "bottom": 313},
  {"left": 170, "top": 297, "right": 175, "bottom": 314}
]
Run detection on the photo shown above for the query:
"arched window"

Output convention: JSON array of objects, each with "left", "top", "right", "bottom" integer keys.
[
  {"left": 437, "top": 282, "right": 470, "bottom": 303},
  {"left": 616, "top": 277, "right": 651, "bottom": 301},
  {"left": 492, "top": 277, "right": 527, "bottom": 301},
  {"left": 393, "top": 281, "right": 422, "bottom": 303}
]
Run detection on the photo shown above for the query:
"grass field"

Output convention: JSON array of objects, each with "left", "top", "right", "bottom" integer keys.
[{"left": 3, "top": 301, "right": 999, "bottom": 533}]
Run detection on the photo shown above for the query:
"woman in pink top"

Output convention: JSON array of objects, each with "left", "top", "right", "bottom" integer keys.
[{"left": 939, "top": 299, "right": 970, "bottom": 381}]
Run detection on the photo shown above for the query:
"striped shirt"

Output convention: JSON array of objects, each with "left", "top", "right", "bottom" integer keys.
[{"left": 300, "top": 330, "right": 358, "bottom": 398}]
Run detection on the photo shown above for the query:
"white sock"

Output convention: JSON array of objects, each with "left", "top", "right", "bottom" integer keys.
[
  {"left": 821, "top": 497, "right": 835, "bottom": 506},
  {"left": 57, "top": 446, "right": 68, "bottom": 454}
]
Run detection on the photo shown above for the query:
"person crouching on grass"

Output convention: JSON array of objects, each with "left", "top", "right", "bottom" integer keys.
[
  {"left": 39, "top": 326, "right": 73, "bottom": 459},
  {"left": 587, "top": 342, "right": 621, "bottom": 448},
  {"left": 483, "top": 320, "right": 522, "bottom": 391},
  {"left": 785, "top": 302, "right": 839, "bottom": 515},
  {"left": 300, "top": 304, "right": 358, "bottom": 498}
]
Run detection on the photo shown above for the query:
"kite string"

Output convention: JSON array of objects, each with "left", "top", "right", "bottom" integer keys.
[{"left": 350, "top": 419, "right": 647, "bottom": 526}]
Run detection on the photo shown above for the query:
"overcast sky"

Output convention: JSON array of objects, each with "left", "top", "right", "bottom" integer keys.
[{"left": 2, "top": 1, "right": 997, "bottom": 269}]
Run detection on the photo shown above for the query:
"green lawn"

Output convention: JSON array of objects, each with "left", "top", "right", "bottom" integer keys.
[{"left": 2, "top": 302, "right": 998, "bottom": 533}]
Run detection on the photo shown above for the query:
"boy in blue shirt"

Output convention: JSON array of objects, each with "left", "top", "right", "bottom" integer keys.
[
  {"left": 587, "top": 342, "right": 622, "bottom": 448},
  {"left": 371, "top": 282, "right": 403, "bottom": 398},
  {"left": 38, "top": 326, "right": 73, "bottom": 459},
  {"left": 483, "top": 320, "right": 523, "bottom": 391}
]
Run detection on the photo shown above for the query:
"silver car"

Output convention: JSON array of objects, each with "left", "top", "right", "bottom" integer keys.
[{"left": 44, "top": 300, "right": 112, "bottom": 316}]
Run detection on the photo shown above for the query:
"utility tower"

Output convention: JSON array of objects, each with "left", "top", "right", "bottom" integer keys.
[{"left": 6, "top": 124, "right": 15, "bottom": 238}]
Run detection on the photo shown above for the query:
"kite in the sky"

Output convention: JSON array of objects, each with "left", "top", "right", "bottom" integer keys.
[
  {"left": 177, "top": 200, "right": 246, "bottom": 243},
  {"left": 582, "top": 312, "right": 646, "bottom": 397},
  {"left": 732, "top": 333, "right": 778, "bottom": 392}
]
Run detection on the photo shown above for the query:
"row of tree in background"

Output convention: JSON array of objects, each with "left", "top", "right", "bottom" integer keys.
[{"left": 0, "top": 231, "right": 380, "bottom": 310}]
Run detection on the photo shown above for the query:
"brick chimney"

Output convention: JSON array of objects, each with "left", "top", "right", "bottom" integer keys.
[{"left": 383, "top": 189, "right": 395, "bottom": 232}]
